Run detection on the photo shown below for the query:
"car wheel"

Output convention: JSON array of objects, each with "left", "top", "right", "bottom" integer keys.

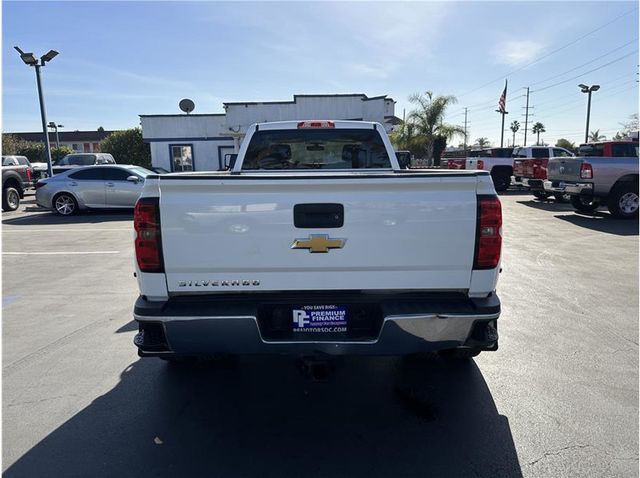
[
  {"left": 491, "top": 171, "right": 511, "bottom": 192},
  {"left": 438, "top": 348, "right": 481, "bottom": 360},
  {"left": 554, "top": 192, "right": 571, "bottom": 203},
  {"left": 2, "top": 187, "right": 20, "bottom": 211},
  {"left": 53, "top": 193, "right": 78, "bottom": 216},
  {"left": 532, "top": 191, "right": 550, "bottom": 200},
  {"left": 570, "top": 195, "right": 600, "bottom": 213},
  {"left": 607, "top": 183, "right": 639, "bottom": 219}
]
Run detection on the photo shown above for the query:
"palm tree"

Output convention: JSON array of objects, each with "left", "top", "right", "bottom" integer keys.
[
  {"left": 475, "top": 137, "right": 490, "bottom": 148},
  {"left": 405, "top": 91, "right": 465, "bottom": 161},
  {"left": 510, "top": 120, "right": 520, "bottom": 147},
  {"left": 588, "top": 129, "right": 606, "bottom": 142},
  {"left": 532, "top": 122, "right": 546, "bottom": 145}
]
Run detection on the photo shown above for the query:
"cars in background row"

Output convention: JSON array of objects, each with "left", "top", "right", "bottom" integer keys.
[
  {"left": 545, "top": 140, "right": 639, "bottom": 219},
  {"left": 36, "top": 164, "right": 154, "bottom": 215},
  {"left": 52, "top": 153, "right": 116, "bottom": 175},
  {"left": 513, "top": 146, "right": 575, "bottom": 201},
  {"left": 464, "top": 147, "right": 515, "bottom": 192},
  {"left": 3, "top": 155, "right": 50, "bottom": 183}
]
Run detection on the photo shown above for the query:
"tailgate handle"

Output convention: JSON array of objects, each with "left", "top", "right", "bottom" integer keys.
[{"left": 294, "top": 203, "right": 344, "bottom": 228}]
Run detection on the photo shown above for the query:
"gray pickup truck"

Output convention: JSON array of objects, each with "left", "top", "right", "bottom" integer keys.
[
  {"left": 545, "top": 141, "right": 638, "bottom": 219},
  {"left": 2, "top": 161, "right": 34, "bottom": 211}
]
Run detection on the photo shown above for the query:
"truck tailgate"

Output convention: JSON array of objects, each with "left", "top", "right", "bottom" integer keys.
[
  {"left": 158, "top": 175, "right": 479, "bottom": 293},
  {"left": 547, "top": 158, "right": 584, "bottom": 182}
]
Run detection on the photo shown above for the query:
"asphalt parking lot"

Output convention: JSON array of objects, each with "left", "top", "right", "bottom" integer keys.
[{"left": 2, "top": 190, "right": 638, "bottom": 478}]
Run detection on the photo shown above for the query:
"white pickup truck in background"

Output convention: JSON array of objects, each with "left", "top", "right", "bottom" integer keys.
[{"left": 132, "top": 120, "right": 502, "bottom": 362}]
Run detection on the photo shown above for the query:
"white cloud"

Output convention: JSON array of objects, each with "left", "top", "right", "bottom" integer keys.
[{"left": 494, "top": 40, "right": 545, "bottom": 66}]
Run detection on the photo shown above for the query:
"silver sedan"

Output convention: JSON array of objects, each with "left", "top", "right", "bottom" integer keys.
[{"left": 35, "top": 165, "right": 154, "bottom": 215}]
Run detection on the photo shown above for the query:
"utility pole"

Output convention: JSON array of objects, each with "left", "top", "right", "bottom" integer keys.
[
  {"left": 463, "top": 107, "right": 468, "bottom": 151},
  {"left": 523, "top": 87, "right": 530, "bottom": 147}
]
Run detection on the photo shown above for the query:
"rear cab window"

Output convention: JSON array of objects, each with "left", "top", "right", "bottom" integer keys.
[
  {"left": 532, "top": 148, "right": 549, "bottom": 158},
  {"left": 611, "top": 144, "right": 639, "bottom": 157},
  {"left": 241, "top": 128, "right": 392, "bottom": 170}
]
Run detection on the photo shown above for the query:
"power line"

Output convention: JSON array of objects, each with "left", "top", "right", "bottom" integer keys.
[
  {"left": 456, "top": 6, "right": 638, "bottom": 97},
  {"left": 529, "top": 38, "right": 638, "bottom": 87},
  {"left": 531, "top": 50, "right": 638, "bottom": 93}
]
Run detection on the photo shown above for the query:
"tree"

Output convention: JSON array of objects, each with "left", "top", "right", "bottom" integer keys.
[
  {"left": 99, "top": 128, "right": 151, "bottom": 168},
  {"left": 532, "top": 122, "right": 545, "bottom": 145},
  {"left": 612, "top": 113, "right": 638, "bottom": 139},
  {"left": 2, "top": 134, "right": 29, "bottom": 155},
  {"left": 404, "top": 91, "right": 465, "bottom": 164},
  {"left": 474, "top": 137, "right": 490, "bottom": 148},
  {"left": 555, "top": 138, "right": 576, "bottom": 152},
  {"left": 510, "top": 121, "right": 520, "bottom": 147},
  {"left": 588, "top": 129, "right": 606, "bottom": 142},
  {"left": 97, "top": 126, "right": 105, "bottom": 132}
]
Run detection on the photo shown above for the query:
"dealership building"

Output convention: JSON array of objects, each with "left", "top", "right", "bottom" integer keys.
[{"left": 140, "top": 93, "right": 398, "bottom": 172}]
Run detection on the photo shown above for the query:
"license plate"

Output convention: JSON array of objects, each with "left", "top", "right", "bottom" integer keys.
[{"left": 292, "top": 304, "right": 348, "bottom": 333}]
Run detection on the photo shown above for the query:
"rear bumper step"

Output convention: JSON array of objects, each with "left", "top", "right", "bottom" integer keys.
[{"left": 133, "top": 292, "right": 500, "bottom": 356}]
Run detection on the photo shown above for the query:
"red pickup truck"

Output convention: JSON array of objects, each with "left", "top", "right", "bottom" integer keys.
[{"left": 515, "top": 146, "right": 574, "bottom": 201}]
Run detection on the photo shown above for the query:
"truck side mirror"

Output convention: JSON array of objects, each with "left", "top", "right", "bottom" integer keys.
[{"left": 224, "top": 154, "right": 238, "bottom": 170}]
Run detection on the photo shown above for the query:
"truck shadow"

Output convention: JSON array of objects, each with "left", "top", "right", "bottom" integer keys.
[
  {"left": 2, "top": 209, "right": 133, "bottom": 226},
  {"left": 516, "top": 199, "right": 575, "bottom": 212},
  {"left": 4, "top": 355, "right": 522, "bottom": 478},
  {"left": 554, "top": 213, "right": 638, "bottom": 236}
]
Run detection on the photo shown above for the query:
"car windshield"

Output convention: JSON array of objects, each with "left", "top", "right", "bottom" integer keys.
[
  {"left": 242, "top": 128, "right": 392, "bottom": 170},
  {"left": 55, "top": 155, "right": 97, "bottom": 166},
  {"left": 129, "top": 166, "right": 154, "bottom": 177}
]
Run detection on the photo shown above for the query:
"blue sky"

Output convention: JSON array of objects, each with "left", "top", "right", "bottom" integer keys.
[{"left": 3, "top": 1, "right": 638, "bottom": 146}]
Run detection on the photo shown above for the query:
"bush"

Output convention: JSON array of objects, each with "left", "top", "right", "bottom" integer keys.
[
  {"left": 8, "top": 141, "right": 74, "bottom": 164},
  {"left": 99, "top": 128, "right": 151, "bottom": 168}
]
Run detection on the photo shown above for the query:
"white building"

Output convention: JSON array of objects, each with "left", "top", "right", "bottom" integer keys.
[{"left": 140, "top": 93, "right": 398, "bottom": 172}]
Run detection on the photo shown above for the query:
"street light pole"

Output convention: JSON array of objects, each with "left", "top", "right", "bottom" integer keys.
[
  {"left": 14, "top": 46, "right": 58, "bottom": 177},
  {"left": 48, "top": 122, "right": 63, "bottom": 161},
  {"left": 579, "top": 84, "right": 600, "bottom": 144}
]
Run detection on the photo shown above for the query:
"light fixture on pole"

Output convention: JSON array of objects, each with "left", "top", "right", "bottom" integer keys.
[
  {"left": 14, "top": 46, "right": 59, "bottom": 177},
  {"left": 579, "top": 84, "right": 600, "bottom": 144},
  {"left": 47, "top": 122, "right": 63, "bottom": 160}
]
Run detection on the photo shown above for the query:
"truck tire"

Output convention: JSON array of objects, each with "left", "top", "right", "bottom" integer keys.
[
  {"left": 554, "top": 192, "right": 571, "bottom": 203},
  {"left": 607, "top": 183, "right": 639, "bottom": 219},
  {"left": 491, "top": 170, "right": 511, "bottom": 192},
  {"left": 532, "top": 191, "right": 550, "bottom": 200},
  {"left": 570, "top": 195, "right": 600, "bottom": 213},
  {"left": 53, "top": 193, "right": 78, "bottom": 216},
  {"left": 2, "top": 187, "right": 20, "bottom": 211}
]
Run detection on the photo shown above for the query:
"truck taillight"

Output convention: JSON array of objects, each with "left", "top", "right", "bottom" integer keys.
[
  {"left": 474, "top": 196, "right": 502, "bottom": 270},
  {"left": 297, "top": 121, "right": 335, "bottom": 129},
  {"left": 134, "top": 197, "right": 163, "bottom": 273},
  {"left": 580, "top": 163, "right": 593, "bottom": 179},
  {"left": 477, "top": 160, "right": 484, "bottom": 170},
  {"left": 26, "top": 168, "right": 32, "bottom": 181}
]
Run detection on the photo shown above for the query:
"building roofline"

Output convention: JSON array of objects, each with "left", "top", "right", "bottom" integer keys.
[
  {"left": 139, "top": 114, "right": 226, "bottom": 118},
  {"left": 222, "top": 93, "right": 391, "bottom": 107}
]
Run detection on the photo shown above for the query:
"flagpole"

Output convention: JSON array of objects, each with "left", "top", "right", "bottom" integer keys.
[{"left": 496, "top": 79, "right": 508, "bottom": 148}]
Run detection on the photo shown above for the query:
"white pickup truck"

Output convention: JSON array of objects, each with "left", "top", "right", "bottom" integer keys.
[{"left": 132, "top": 120, "right": 502, "bottom": 361}]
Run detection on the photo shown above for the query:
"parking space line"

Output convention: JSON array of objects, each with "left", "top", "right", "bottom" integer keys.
[{"left": 3, "top": 251, "right": 121, "bottom": 255}]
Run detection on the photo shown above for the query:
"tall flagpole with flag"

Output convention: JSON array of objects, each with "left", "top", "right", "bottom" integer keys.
[{"left": 496, "top": 80, "right": 508, "bottom": 147}]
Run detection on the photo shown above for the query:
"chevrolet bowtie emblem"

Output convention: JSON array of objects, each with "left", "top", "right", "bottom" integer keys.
[{"left": 291, "top": 234, "right": 346, "bottom": 253}]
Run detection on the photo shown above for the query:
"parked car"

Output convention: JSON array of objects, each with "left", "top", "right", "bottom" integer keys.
[
  {"left": 545, "top": 141, "right": 639, "bottom": 218},
  {"left": 51, "top": 153, "right": 116, "bottom": 175},
  {"left": 2, "top": 161, "right": 33, "bottom": 211},
  {"left": 36, "top": 164, "right": 153, "bottom": 215},
  {"left": 440, "top": 149, "right": 467, "bottom": 169},
  {"left": 464, "top": 147, "right": 514, "bottom": 192},
  {"left": 514, "top": 146, "right": 575, "bottom": 201},
  {"left": 132, "top": 120, "right": 502, "bottom": 362}
]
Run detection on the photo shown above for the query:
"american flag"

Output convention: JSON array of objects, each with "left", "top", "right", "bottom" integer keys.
[{"left": 498, "top": 80, "right": 508, "bottom": 114}]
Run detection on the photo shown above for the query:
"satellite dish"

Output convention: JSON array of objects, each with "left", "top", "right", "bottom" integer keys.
[{"left": 179, "top": 98, "right": 195, "bottom": 114}]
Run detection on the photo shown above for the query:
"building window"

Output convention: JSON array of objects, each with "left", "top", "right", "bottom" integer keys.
[
  {"left": 84, "top": 143, "right": 91, "bottom": 152},
  {"left": 170, "top": 144, "right": 194, "bottom": 171},
  {"left": 92, "top": 143, "right": 100, "bottom": 152},
  {"left": 72, "top": 144, "right": 81, "bottom": 151}
]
